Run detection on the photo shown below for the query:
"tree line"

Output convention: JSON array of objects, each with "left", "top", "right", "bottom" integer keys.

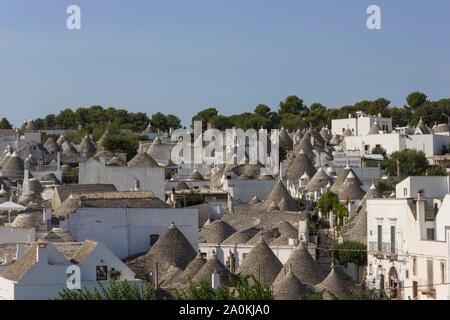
[
  {"left": 2, "top": 91, "right": 449, "bottom": 133},
  {"left": 192, "top": 92, "right": 450, "bottom": 131}
]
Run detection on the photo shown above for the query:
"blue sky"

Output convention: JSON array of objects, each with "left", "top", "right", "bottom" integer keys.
[{"left": 0, "top": 0, "right": 449, "bottom": 127}]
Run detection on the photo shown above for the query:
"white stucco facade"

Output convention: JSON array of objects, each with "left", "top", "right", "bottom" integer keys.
[
  {"left": 62, "top": 207, "right": 198, "bottom": 259},
  {"left": 78, "top": 159, "right": 165, "bottom": 200},
  {"left": 0, "top": 241, "right": 141, "bottom": 300},
  {"left": 366, "top": 196, "right": 450, "bottom": 300},
  {"left": 332, "top": 112, "right": 392, "bottom": 136}
]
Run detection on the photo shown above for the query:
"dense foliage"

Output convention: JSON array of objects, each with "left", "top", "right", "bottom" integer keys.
[
  {"left": 385, "top": 149, "right": 429, "bottom": 177},
  {"left": 28, "top": 106, "right": 181, "bottom": 133},
  {"left": 174, "top": 277, "right": 273, "bottom": 300},
  {"left": 334, "top": 241, "right": 367, "bottom": 267},
  {"left": 314, "top": 192, "right": 349, "bottom": 230},
  {"left": 0, "top": 118, "right": 13, "bottom": 129},
  {"left": 4, "top": 91, "right": 449, "bottom": 134},
  {"left": 57, "top": 280, "right": 155, "bottom": 300},
  {"left": 103, "top": 132, "right": 147, "bottom": 160},
  {"left": 190, "top": 92, "right": 450, "bottom": 131}
]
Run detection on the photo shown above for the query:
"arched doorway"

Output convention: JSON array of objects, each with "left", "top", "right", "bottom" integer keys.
[{"left": 389, "top": 267, "right": 399, "bottom": 299}]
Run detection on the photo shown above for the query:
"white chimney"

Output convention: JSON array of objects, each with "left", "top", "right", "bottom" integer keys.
[
  {"left": 16, "top": 243, "right": 25, "bottom": 260},
  {"left": 22, "top": 166, "right": 30, "bottom": 196},
  {"left": 211, "top": 270, "right": 221, "bottom": 290},
  {"left": 57, "top": 152, "right": 61, "bottom": 170},
  {"left": 36, "top": 243, "right": 49, "bottom": 264}
]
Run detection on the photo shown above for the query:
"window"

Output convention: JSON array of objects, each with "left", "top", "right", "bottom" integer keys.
[
  {"left": 427, "top": 260, "right": 434, "bottom": 289},
  {"left": 390, "top": 226, "right": 396, "bottom": 253},
  {"left": 96, "top": 266, "right": 108, "bottom": 281},
  {"left": 441, "top": 262, "right": 446, "bottom": 284},
  {"left": 377, "top": 225, "right": 382, "bottom": 252},
  {"left": 403, "top": 188, "right": 408, "bottom": 197},
  {"left": 406, "top": 269, "right": 409, "bottom": 279},
  {"left": 413, "top": 258, "right": 417, "bottom": 276},
  {"left": 427, "top": 228, "right": 435, "bottom": 241},
  {"left": 365, "top": 145, "right": 370, "bottom": 151}
]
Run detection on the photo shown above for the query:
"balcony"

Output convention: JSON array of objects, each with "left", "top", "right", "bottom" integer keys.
[{"left": 368, "top": 242, "right": 398, "bottom": 260}]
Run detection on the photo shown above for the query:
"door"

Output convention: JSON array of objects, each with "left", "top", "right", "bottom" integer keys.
[
  {"left": 390, "top": 226, "right": 396, "bottom": 253},
  {"left": 377, "top": 225, "right": 382, "bottom": 252},
  {"left": 413, "top": 281, "right": 418, "bottom": 300}
]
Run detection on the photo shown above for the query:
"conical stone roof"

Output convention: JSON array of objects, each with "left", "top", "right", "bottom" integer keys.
[
  {"left": 285, "top": 149, "right": 316, "bottom": 182},
  {"left": 319, "top": 127, "right": 332, "bottom": 142},
  {"left": 221, "top": 227, "right": 259, "bottom": 245},
  {"left": 265, "top": 180, "right": 298, "bottom": 212},
  {"left": 329, "top": 166, "right": 362, "bottom": 194},
  {"left": 273, "top": 269, "right": 312, "bottom": 300},
  {"left": 44, "top": 137, "right": 60, "bottom": 154},
  {"left": 127, "top": 222, "right": 197, "bottom": 282},
  {"left": 128, "top": 152, "right": 159, "bottom": 168},
  {"left": 273, "top": 242, "right": 323, "bottom": 287},
  {"left": 305, "top": 167, "right": 332, "bottom": 193},
  {"left": 177, "top": 251, "right": 207, "bottom": 285},
  {"left": 188, "top": 169, "right": 204, "bottom": 181},
  {"left": 315, "top": 266, "right": 356, "bottom": 298},
  {"left": 2, "top": 152, "right": 25, "bottom": 180},
  {"left": 97, "top": 130, "right": 110, "bottom": 151},
  {"left": 338, "top": 172, "right": 366, "bottom": 200},
  {"left": 174, "top": 181, "right": 190, "bottom": 191},
  {"left": 198, "top": 220, "right": 236, "bottom": 244},
  {"left": 78, "top": 135, "right": 97, "bottom": 159},
  {"left": 237, "top": 238, "right": 283, "bottom": 287},
  {"left": 191, "top": 251, "right": 235, "bottom": 287}
]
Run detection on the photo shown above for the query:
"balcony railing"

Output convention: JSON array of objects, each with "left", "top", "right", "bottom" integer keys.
[{"left": 369, "top": 242, "right": 398, "bottom": 257}]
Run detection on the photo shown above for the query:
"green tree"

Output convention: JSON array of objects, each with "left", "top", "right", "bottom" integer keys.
[
  {"left": 150, "top": 112, "right": 168, "bottom": 132},
  {"left": 304, "top": 103, "right": 327, "bottom": 128},
  {"left": 174, "top": 280, "right": 232, "bottom": 300},
  {"left": 57, "top": 280, "right": 155, "bottom": 300},
  {"left": 254, "top": 104, "right": 271, "bottom": 117},
  {"left": 192, "top": 107, "right": 219, "bottom": 130},
  {"left": 0, "top": 118, "right": 13, "bottom": 129},
  {"left": 427, "top": 165, "right": 447, "bottom": 176},
  {"left": 386, "top": 149, "right": 429, "bottom": 177},
  {"left": 314, "top": 192, "right": 349, "bottom": 230},
  {"left": 278, "top": 114, "right": 307, "bottom": 131},
  {"left": 406, "top": 92, "right": 428, "bottom": 110},
  {"left": 334, "top": 241, "right": 367, "bottom": 267},
  {"left": 103, "top": 133, "right": 142, "bottom": 160},
  {"left": 166, "top": 114, "right": 182, "bottom": 130},
  {"left": 174, "top": 276, "right": 272, "bottom": 300},
  {"left": 278, "top": 95, "right": 306, "bottom": 114}
]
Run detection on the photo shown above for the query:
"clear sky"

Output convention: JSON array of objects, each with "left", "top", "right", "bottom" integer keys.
[{"left": 0, "top": 0, "right": 449, "bottom": 127}]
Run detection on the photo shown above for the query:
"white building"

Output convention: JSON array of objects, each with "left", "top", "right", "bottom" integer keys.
[
  {"left": 78, "top": 158, "right": 165, "bottom": 200},
  {"left": 331, "top": 112, "right": 392, "bottom": 136},
  {"left": 55, "top": 191, "right": 198, "bottom": 259},
  {"left": 366, "top": 176, "right": 450, "bottom": 300},
  {"left": 0, "top": 240, "right": 141, "bottom": 300}
]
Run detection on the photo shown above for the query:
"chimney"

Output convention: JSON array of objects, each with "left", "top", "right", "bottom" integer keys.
[
  {"left": 417, "top": 192, "right": 426, "bottom": 224},
  {"left": 36, "top": 241, "right": 49, "bottom": 264},
  {"left": 171, "top": 188, "right": 176, "bottom": 208},
  {"left": 227, "top": 193, "right": 234, "bottom": 213},
  {"left": 57, "top": 151, "right": 61, "bottom": 170},
  {"left": 16, "top": 243, "right": 25, "bottom": 260},
  {"left": 22, "top": 165, "right": 30, "bottom": 196},
  {"left": 211, "top": 269, "right": 221, "bottom": 290}
]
